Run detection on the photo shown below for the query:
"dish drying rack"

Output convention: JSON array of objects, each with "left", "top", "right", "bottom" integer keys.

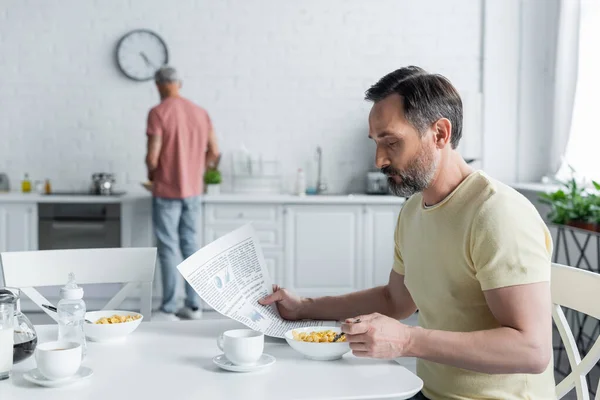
[{"left": 230, "top": 155, "right": 282, "bottom": 194}]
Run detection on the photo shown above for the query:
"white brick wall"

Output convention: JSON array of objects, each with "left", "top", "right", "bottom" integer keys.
[{"left": 1, "top": 0, "right": 484, "bottom": 193}]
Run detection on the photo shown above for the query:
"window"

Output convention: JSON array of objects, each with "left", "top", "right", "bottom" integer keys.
[{"left": 560, "top": 0, "right": 600, "bottom": 183}]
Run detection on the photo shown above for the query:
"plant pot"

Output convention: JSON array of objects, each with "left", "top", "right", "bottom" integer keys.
[
  {"left": 206, "top": 184, "right": 221, "bottom": 196},
  {"left": 566, "top": 220, "right": 597, "bottom": 232}
]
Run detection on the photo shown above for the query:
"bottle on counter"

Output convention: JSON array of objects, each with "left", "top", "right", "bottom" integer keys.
[
  {"left": 295, "top": 168, "right": 306, "bottom": 196},
  {"left": 34, "top": 181, "right": 44, "bottom": 194},
  {"left": 44, "top": 179, "right": 52, "bottom": 195},
  {"left": 21, "top": 174, "right": 31, "bottom": 193},
  {"left": 57, "top": 273, "right": 87, "bottom": 359}
]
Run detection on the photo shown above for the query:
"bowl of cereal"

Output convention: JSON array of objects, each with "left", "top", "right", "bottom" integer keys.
[
  {"left": 84, "top": 310, "right": 143, "bottom": 343},
  {"left": 284, "top": 326, "right": 350, "bottom": 361}
]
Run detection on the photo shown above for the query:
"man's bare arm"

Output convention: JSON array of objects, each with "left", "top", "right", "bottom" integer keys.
[
  {"left": 299, "top": 271, "right": 417, "bottom": 321},
  {"left": 205, "top": 128, "right": 220, "bottom": 168},
  {"left": 407, "top": 281, "right": 552, "bottom": 374},
  {"left": 146, "top": 135, "right": 162, "bottom": 181}
]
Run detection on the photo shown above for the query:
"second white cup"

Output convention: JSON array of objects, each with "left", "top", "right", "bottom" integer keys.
[
  {"left": 217, "top": 329, "right": 263, "bottom": 366},
  {"left": 35, "top": 341, "right": 82, "bottom": 381}
]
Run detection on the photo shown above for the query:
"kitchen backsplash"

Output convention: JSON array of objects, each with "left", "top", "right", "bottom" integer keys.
[{"left": 0, "top": 0, "right": 483, "bottom": 194}]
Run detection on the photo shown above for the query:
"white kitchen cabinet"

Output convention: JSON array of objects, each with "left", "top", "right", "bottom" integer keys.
[
  {"left": 203, "top": 204, "right": 283, "bottom": 250},
  {"left": 0, "top": 203, "right": 38, "bottom": 253},
  {"left": 204, "top": 224, "right": 283, "bottom": 249},
  {"left": 121, "top": 198, "right": 154, "bottom": 248},
  {"left": 202, "top": 203, "right": 284, "bottom": 311},
  {"left": 205, "top": 204, "right": 281, "bottom": 226},
  {"left": 284, "top": 205, "right": 363, "bottom": 297},
  {"left": 262, "top": 251, "right": 283, "bottom": 285},
  {"left": 363, "top": 205, "right": 402, "bottom": 288}
]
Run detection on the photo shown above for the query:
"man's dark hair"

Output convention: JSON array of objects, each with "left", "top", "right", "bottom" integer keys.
[{"left": 365, "top": 66, "right": 463, "bottom": 149}]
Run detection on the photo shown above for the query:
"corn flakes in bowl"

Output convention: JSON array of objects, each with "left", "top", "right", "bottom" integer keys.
[
  {"left": 284, "top": 326, "right": 350, "bottom": 361},
  {"left": 84, "top": 310, "right": 143, "bottom": 343}
]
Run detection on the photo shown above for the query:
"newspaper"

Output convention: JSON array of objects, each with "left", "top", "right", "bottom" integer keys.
[{"left": 177, "top": 224, "right": 332, "bottom": 338}]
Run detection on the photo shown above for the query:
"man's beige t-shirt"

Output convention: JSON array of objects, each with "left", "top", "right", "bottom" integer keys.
[{"left": 394, "top": 171, "right": 555, "bottom": 400}]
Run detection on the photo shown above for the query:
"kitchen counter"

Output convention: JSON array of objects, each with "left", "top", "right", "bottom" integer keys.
[
  {"left": 0, "top": 191, "right": 151, "bottom": 203},
  {"left": 201, "top": 193, "right": 406, "bottom": 205},
  {"left": 0, "top": 191, "right": 405, "bottom": 205}
]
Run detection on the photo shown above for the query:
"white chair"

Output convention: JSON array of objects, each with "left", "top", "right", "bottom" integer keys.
[
  {"left": 552, "top": 262, "right": 600, "bottom": 399},
  {"left": 0, "top": 248, "right": 156, "bottom": 321}
]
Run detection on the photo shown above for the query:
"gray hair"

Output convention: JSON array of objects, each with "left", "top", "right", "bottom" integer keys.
[
  {"left": 154, "top": 66, "right": 180, "bottom": 84},
  {"left": 365, "top": 66, "right": 463, "bottom": 149}
]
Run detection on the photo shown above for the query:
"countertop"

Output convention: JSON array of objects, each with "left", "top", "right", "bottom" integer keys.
[
  {"left": 0, "top": 183, "right": 552, "bottom": 205},
  {"left": 0, "top": 191, "right": 406, "bottom": 205},
  {"left": 201, "top": 193, "right": 406, "bottom": 205},
  {"left": 510, "top": 182, "right": 561, "bottom": 193},
  {"left": 0, "top": 191, "right": 151, "bottom": 203}
]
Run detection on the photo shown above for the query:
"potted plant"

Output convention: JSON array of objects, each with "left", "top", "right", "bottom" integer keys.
[
  {"left": 538, "top": 173, "right": 600, "bottom": 232},
  {"left": 590, "top": 181, "right": 600, "bottom": 232},
  {"left": 538, "top": 188, "right": 570, "bottom": 225},
  {"left": 204, "top": 168, "right": 222, "bottom": 195}
]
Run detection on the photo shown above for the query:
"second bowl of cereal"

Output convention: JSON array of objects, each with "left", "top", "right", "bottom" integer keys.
[
  {"left": 84, "top": 310, "right": 143, "bottom": 343},
  {"left": 284, "top": 326, "right": 350, "bottom": 361}
]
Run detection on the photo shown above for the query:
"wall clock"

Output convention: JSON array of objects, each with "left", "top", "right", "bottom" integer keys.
[{"left": 116, "top": 29, "right": 169, "bottom": 81}]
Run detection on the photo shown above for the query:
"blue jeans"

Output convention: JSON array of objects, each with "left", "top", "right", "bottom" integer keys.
[{"left": 152, "top": 196, "right": 201, "bottom": 314}]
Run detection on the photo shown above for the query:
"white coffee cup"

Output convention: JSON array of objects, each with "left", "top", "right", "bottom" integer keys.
[
  {"left": 35, "top": 341, "right": 82, "bottom": 381},
  {"left": 217, "top": 329, "right": 264, "bottom": 366}
]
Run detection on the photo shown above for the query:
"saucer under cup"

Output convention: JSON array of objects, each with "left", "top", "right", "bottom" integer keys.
[
  {"left": 24, "top": 366, "right": 93, "bottom": 387},
  {"left": 35, "top": 341, "right": 82, "bottom": 381},
  {"left": 217, "top": 329, "right": 263, "bottom": 366},
  {"left": 213, "top": 353, "right": 275, "bottom": 372}
]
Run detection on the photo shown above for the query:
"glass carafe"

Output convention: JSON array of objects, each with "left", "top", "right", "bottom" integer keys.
[{"left": 0, "top": 288, "right": 37, "bottom": 363}]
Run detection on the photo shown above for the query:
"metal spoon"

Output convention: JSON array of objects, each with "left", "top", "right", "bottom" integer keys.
[{"left": 332, "top": 318, "right": 361, "bottom": 342}]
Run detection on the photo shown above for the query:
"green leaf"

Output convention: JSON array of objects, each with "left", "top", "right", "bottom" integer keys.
[{"left": 204, "top": 169, "right": 222, "bottom": 184}]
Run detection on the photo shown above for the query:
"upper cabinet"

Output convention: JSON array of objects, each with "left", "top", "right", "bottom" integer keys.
[
  {"left": 284, "top": 205, "right": 363, "bottom": 297},
  {"left": 0, "top": 203, "right": 38, "bottom": 253}
]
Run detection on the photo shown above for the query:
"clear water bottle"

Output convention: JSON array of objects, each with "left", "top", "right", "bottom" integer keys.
[
  {"left": 295, "top": 168, "right": 306, "bottom": 196},
  {"left": 57, "top": 273, "right": 86, "bottom": 359}
]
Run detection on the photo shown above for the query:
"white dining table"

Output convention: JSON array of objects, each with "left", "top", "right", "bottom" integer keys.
[{"left": 0, "top": 319, "right": 423, "bottom": 400}]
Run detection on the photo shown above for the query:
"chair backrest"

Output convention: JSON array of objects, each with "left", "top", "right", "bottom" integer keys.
[
  {"left": 0, "top": 248, "right": 157, "bottom": 321},
  {"left": 552, "top": 263, "right": 600, "bottom": 400}
]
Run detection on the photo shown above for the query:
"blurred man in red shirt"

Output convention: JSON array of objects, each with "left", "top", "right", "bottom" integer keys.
[{"left": 145, "top": 66, "right": 219, "bottom": 321}]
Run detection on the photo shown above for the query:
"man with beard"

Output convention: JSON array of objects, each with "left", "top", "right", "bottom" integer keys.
[{"left": 260, "top": 66, "right": 555, "bottom": 399}]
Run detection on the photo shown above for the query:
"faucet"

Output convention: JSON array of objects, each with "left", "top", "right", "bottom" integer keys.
[{"left": 316, "top": 146, "right": 327, "bottom": 194}]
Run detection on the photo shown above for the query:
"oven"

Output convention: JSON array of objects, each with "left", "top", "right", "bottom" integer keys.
[{"left": 38, "top": 203, "right": 121, "bottom": 250}]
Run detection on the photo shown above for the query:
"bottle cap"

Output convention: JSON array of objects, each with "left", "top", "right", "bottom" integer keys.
[{"left": 60, "top": 272, "right": 84, "bottom": 300}]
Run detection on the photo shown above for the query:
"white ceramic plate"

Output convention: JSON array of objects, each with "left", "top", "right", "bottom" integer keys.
[
  {"left": 84, "top": 310, "right": 143, "bottom": 343},
  {"left": 284, "top": 326, "right": 351, "bottom": 361},
  {"left": 23, "top": 367, "right": 93, "bottom": 388},
  {"left": 213, "top": 353, "right": 276, "bottom": 372}
]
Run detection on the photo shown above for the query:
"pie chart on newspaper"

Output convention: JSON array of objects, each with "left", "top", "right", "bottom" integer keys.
[{"left": 214, "top": 276, "right": 223, "bottom": 289}]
